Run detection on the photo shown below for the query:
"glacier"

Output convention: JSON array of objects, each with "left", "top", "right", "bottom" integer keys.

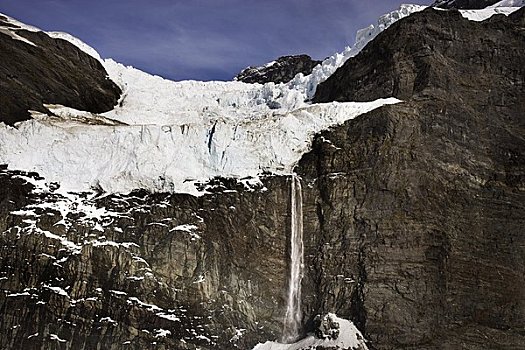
[{"left": 0, "top": 4, "right": 521, "bottom": 197}]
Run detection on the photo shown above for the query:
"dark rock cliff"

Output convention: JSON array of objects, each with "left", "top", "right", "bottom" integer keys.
[
  {"left": 0, "top": 172, "right": 290, "bottom": 349},
  {"left": 308, "top": 7, "right": 525, "bottom": 349},
  {"left": 0, "top": 16, "right": 121, "bottom": 125},
  {"left": 235, "top": 55, "right": 321, "bottom": 84},
  {"left": 314, "top": 7, "right": 525, "bottom": 105},
  {"left": 0, "top": 6, "right": 524, "bottom": 350}
]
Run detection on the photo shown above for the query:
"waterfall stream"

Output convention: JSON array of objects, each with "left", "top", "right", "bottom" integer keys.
[{"left": 282, "top": 175, "right": 304, "bottom": 343}]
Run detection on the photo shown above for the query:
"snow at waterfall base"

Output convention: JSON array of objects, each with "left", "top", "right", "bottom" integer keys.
[{"left": 253, "top": 314, "right": 367, "bottom": 350}]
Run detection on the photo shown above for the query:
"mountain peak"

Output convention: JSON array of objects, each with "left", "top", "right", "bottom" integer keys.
[{"left": 235, "top": 54, "right": 322, "bottom": 84}]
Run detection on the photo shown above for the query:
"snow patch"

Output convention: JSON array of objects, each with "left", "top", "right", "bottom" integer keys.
[
  {"left": 49, "top": 334, "right": 67, "bottom": 343},
  {"left": 90, "top": 240, "right": 139, "bottom": 249},
  {"left": 488, "top": 0, "right": 525, "bottom": 7},
  {"left": 6, "top": 292, "right": 31, "bottom": 297},
  {"left": 127, "top": 296, "right": 162, "bottom": 311},
  {"left": 44, "top": 285, "right": 69, "bottom": 297},
  {"left": 156, "top": 313, "right": 181, "bottom": 322},
  {"left": 252, "top": 314, "right": 367, "bottom": 350},
  {"left": 100, "top": 316, "right": 118, "bottom": 325},
  {"left": 0, "top": 27, "right": 36, "bottom": 46},
  {"left": 171, "top": 224, "right": 198, "bottom": 233},
  {"left": 40, "top": 228, "right": 82, "bottom": 253},
  {"left": 460, "top": 6, "right": 521, "bottom": 21},
  {"left": 110, "top": 290, "right": 128, "bottom": 296},
  {"left": 154, "top": 329, "right": 172, "bottom": 338}
]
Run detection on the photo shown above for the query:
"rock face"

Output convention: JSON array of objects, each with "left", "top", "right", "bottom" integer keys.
[
  {"left": 235, "top": 55, "right": 322, "bottom": 84},
  {"left": 431, "top": 0, "right": 501, "bottom": 9},
  {"left": 0, "top": 16, "right": 121, "bottom": 125},
  {"left": 307, "top": 7, "right": 525, "bottom": 349},
  {"left": 314, "top": 7, "right": 525, "bottom": 104},
  {"left": 0, "top": 171, "right": 291, "bottom": 349},
  {"left": 0, "top": 6, "right": 524, "bottom": 350}
]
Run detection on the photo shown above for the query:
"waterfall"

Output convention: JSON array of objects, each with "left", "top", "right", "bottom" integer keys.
[{"left": 282, "top": 175, "right": 304, "bottom": 343}]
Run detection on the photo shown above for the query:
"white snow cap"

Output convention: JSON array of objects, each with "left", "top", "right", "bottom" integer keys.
[
  {"left": 0, "top": 14, "right": 101, "bottom": 56},
  {"left": 0, "top": 4, "right": 521, "bottom": 196}
]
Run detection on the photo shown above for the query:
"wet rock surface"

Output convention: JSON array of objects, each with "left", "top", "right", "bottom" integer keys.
[
  {"left": 235, "top": 55, "right": 322, "bottom": 84},
  {"left": 0, "top": 26, "right": 121, "bottom": 125}
]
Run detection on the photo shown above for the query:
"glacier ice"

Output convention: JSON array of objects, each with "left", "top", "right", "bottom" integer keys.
[{"left": 0, "top": 4, "right": 520, "bottom": 195}]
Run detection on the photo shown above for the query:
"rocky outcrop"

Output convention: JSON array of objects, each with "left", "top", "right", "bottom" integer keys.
[
  {"left": 431, "top": 0, "right": 501, "bottom": 9},
  {"left": 305, "top": 7, "right": 525, "bottom": 349},
  {"left": 235, "top": 55, "right": 321, "bottom": 84},
  {"left": 313, "top": 314, "right": 340, "bottom": 340},
  {"left": 0, "top": 16, "right": 121, "bottom": 125}
]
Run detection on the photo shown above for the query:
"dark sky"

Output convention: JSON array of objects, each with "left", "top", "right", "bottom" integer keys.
[{"left": 0, "top": 0, "right": 431, "bottom": 81}]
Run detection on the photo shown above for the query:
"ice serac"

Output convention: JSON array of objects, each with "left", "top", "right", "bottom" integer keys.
[{"left": 282, "top": 175, "right": 304, "bottom": 343}]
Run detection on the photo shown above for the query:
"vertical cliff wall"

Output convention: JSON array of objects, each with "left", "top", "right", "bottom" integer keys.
[{"left": 304, "top": 7, "right": 525, "bottom": 349}]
